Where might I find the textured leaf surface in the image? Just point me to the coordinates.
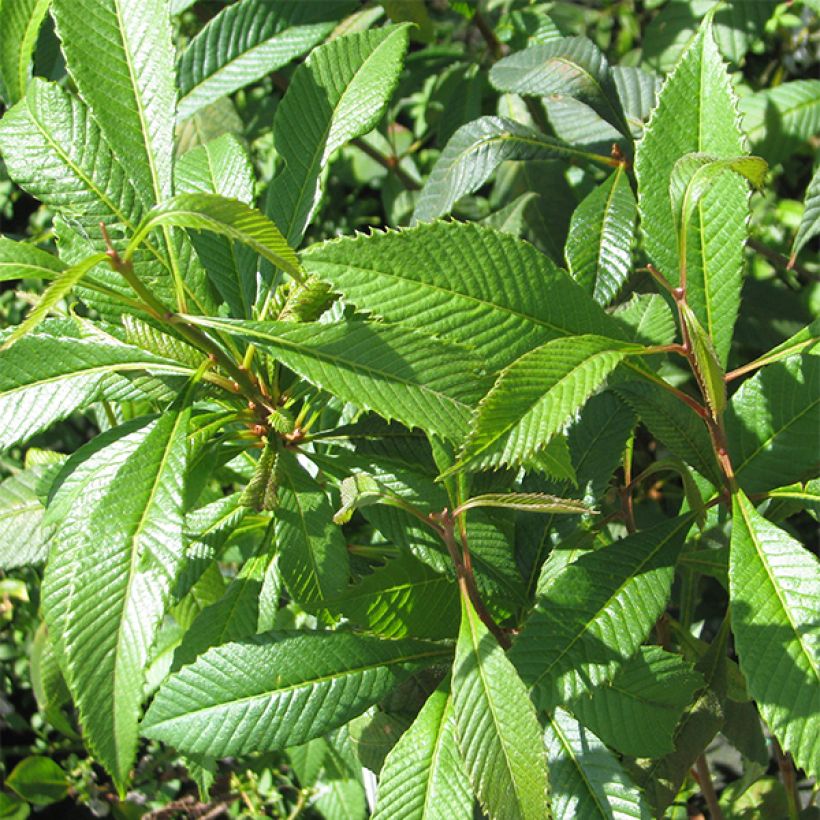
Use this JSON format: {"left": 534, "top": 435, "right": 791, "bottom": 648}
{"left": 635, "top": 23, "right": 748, "bottom": 365}
{"left": 511, "top": 515, "right": 691, "bottom": 709}
{"left": 276, "top": 451, "right": 350, "bottom": 610}
{"left": 373, "top": 683, "right": 473, "bottom": 820}
{"left": 187, "top": 316, "right": 485, "bottom": 442}
{"left": 303, "top": 220, "right": 622, "bottom": 372}
{"left": 726, "top": 354, "right": 820, "bottom": 494}
{"left": 0, "top": 333, "right": 191, "bottom": 451}
{"left": 0, "top": 237, "right": 66, "bottom": 283}
{"left": 452, "top": 594, "right": 550, "bottom": 820}
{"left": 490, "top": 37, "right": 629, "bottom": 135}
{"left": 413, "top": 116, "right": 613, "bottom": 223}
{"left": 266, "top": 25, "right": 409, "bottom": 246}
{"left": 613, "top": 293, "right": 677, "bottom": 347}
{"left": 0, "top": 0, "right": 51, "bottom": 103}
{"left": 565, "top": 165, "right": 636, "bottom": 306}
{"left": 455, "top": 336, "right": 640, "bottom": 474}
{"left": 569, "top": 647, "right": 703, "bottom": 758}
{"left": 0, "top": 467, "right": 53, "bottom": 568}
{"left": 141, "top": 632, "right": 449, "bottom": 757}
{"left": 730, "top": 490, "right": 820, "bottom": 778}
{"left": 176, "top": 0, "right": 352, "bottom": 120}
{"left": 545, "top": 708, "right": 651, "bottom": 820}
{"left": 42, "top": 406, "right": 191, "bottom": 789}
{"left": 793, "top": 164, "right": 820, "bottom": 259}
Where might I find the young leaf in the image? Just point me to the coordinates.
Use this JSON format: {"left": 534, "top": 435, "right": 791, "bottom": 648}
{"left": 141, "top": 633, "right": 450, "bottom": 757}
{"left": 511, "top": 515, "right": 692, "bottom": 710}
{"left": 568, "top": 647, "right": 704, "bottom": 758}
{"left": 0, "top": 237, "right": 66, "bottom": 283}
{"left": 176, "top": 0, "right": 354, "bottom": 120}
{"left": 545, "top": 708, "right": 651, "bottom": 820}
{"left": 490, "top": 36, "right": 630, "bottom": 136}
{"left": 565, "top": 164, "right": 637, "bottom": 306}
{"left": 0, "top": 0, "right": 51, "bottom": 103}
{"left": 413, "top": 116, "right": 614, "bottom": 224}
{"left": 726, "top": 353, "right": 820, "bottom": 494}
{"left": 451, "top": 593, "right": 550, "bottom": 820}
{"left": 677, "top": 300, "right": 726, "bottom": 417}
{"left": 453, "top": 336, "right": 641, "bottom": 474}
{"left": 266, "top": 24, "right": 410, "bottom": 246}
{"left": 42, "top": 403, "right": 193, "bottom": 791}
{"left": 635, "top": 21, "right": 749, "bottom": 365}
{"left": 454, "top": 493, "right": 592, "bottom": 516}
{"left": 730, "top": 490, "right": 820, "bottom": 778}
{"left": 126, "top": 192, "right": 302, "bottom": 282}
{"left": 792, "top": 164, "right": 820, "bottom": 261}
{"left": 185, "top": 316, "right": 485, "bottom": 443}
{"left": 303, "top": 221, "right": 624, "bottom": 372}
{"left": 373, "top": 682, "right": 473, "bottom": 820}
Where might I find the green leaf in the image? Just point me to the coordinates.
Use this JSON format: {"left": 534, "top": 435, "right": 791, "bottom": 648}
{"left": 413, "top": 116, "right": 615, "bottom": 224}
{"left": 6, "top": 757, "right": 68, "bottom": 807}
{"left": 51, "top": 0, "right": 176, "bottom": 206}
{"left": 511, "top": 515, "right": 692, "bottom": 710}
{"left": 42, "top": 402, "right": 192, "bottom": 791}
{"left": 303, "top": 221, "right": 624, "bottom": 372}
{"left": 0, "top": 467, "right": 54, "bottom": 568}
{"left": 635, "top": 21, "right": 749, "bottom": 365}
{"left": 490, "top": 36, "right": 629, "bottom": 136}
{"left": 454, "top": 336, "right": 641, "bottom": 475}
{"left": 185, "top": 316, "right": 485, "bottom": 443}
{"left": 176, "top": 0, "right": 353, "bottom": 120}
{"left": 141, "top": 632, "right": 450, "bottom": 757}
{"left": 326, "top": 551, "right": 459, "bottom": 640}
{"left": 793, "top": 163, "right": 820, "bottom": 260}
{"left": 0, "top": 0, "right": 51, "bottom": 103}
{"left": 613, "top": 293, "right": 677, "bottom": 347}
{"left": 127, "top": 192, "right": 302, "bottom": 282}
{"left": 611, "top": 66, "right": 660, "bottom": 139}
{"left": 275, "top": 450, "right": 350, "bottom": 610}
{"left": 373, "top": 682, "right": 473, "bottom": 820}
{"left": 569, "top": 647, "right": 704, "bottom": 758}
{"left": 544, "top": 708, "right": 651, "bottom": 820}
{"left": 454, "top": 493, "right": 592, "bottom": 516}
{"left": 726, "top": 354, "right": 820, "bottom": 494}
{"left": 0, "top": 332, "right": 192, "bottom": 451}
{"left": 175, "top": 135, "right": 257, "bottom": 317}
{"left": 677, "top": 300, "right": 726, "bottom": 417}
{"left": 739, "top": 79, "right": 820, "bottom": 167}
{"left": 452, "top": 593, "right": 550, "bottom": 820}
{"left": 1, "top": 254, "right": 108, "bottom": 350}
{"left": 0, "top": 237, "right": 66, "bottom": 283}
{"left": 266, "top": 24, "right": 410, "bottom": 246}
{"left": 565, "top": 164, "right": 637, "bottom": 306}
{"left": 730, "top": 490, "right": 820, "bottom": 778}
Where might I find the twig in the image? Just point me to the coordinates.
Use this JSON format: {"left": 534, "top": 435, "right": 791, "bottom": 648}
{"left": 693, "top": 754, "right": 725, "bottom": 820}
{"left": 774, "top": 738, "right": 801, "bottom": 820}
{"left": 748, "top": 236, "right": 815, "bottom": 284}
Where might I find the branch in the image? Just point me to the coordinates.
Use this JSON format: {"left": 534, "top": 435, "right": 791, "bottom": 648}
{"left": 748, "top": 236, "right": 815, "bottom": 284}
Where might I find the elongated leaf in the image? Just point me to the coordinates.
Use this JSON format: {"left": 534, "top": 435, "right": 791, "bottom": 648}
{"left": 141, "top": 632, "right": 449, "bottom": 757}
{"left": 52, "top": 0, "right": 176, "bottom": 206}
{"left": 0, "top": 467, "right": 54, "bottom": 568}
{"left": 0, "top": 333, "right": 192, "bottom": 451}
{"left": 454, "top": 336, "right": 641, "bottom": 474}
{"left": 373, "top": 683, "right": 473, "bottom": 820}
{"left": 490, "top": 36, "right": 629, "bottom": 136}
{"left": 303, "top": 220, "right": 623, "bottom": 372}
{"left": 611, "top": 66, "right": 660, "bottom": 139}
{"left": 0, "top": 0, "right": 51, "bottom": 103}
{"left": 275, "top": 450, "right": 350, "bottom": 610}
{"left": 186, "top": 316, "right": 485, "bottom": 443}
{"left": 176, "top": 0, "right": 353, "bottom": 120}
{"left": 413, "top": 116, "right": 614, "bottom": 224}
{"left": 455, "top": 493, "right": 592, "bottom": 516}
{"left": 793, "top": 164, "right": 820, "bottom": 260}
{"left": 42, "top": 402, "right": 192, "bottom": 790}
{"left": 452, "top": 594, "right": 550, "bottom": 820}
{"left": 545, "top": 708, "right": 651, "bottom": 820}
{"left": 175, "top": 135, "right": 257, "bottom": 317}
{"left": 511, "top": 515, "right": 692, "bottom": 710}
{"left": 613, "top": 293, "right": 677, "bottom": 347}
{"left": 266, "top": 24, "right": 410, "bottom": 246}
{"left": 730, "top": 490, "right": 820, "bottom": 778}
{"left": 740, "top": 79, "right": 820, "bottom": 167}
{"left": 726, "top": 354, "right": 820, "bottom": 494}
{"left": 0, "top": 237, "right": 65, "bottom": 282}
{"left": 569, "top": 647, "right": 703, "bottom": 758}
{"left": 565, "top": 165, "right": 636, "bottom": 306}
{"left": 127, "top": 192, "right": 301, "bottom": 282}
{"left": 635, "top": 22, "right": 748, "bottom": 365}
{"left": 326, "top": 551, "right": 459, "bottom": 640}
